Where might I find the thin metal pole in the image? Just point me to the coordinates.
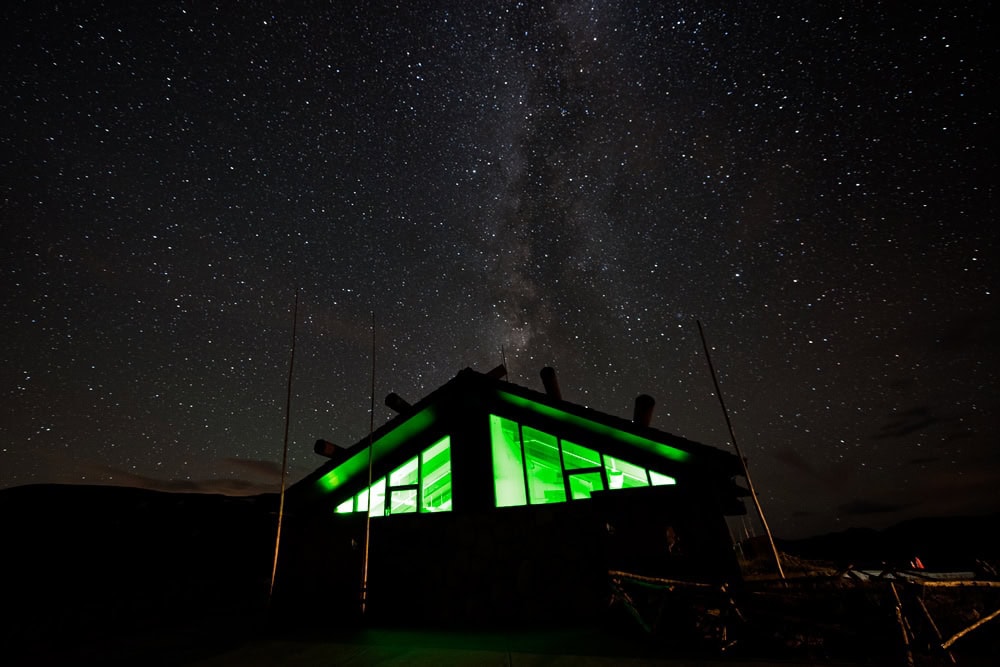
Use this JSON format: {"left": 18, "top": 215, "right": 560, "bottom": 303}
{"left": 696, "top": 320, "right": 786, "bottom": 581}
{"left": 269, "top": 287, "right": 299, "bottom": 605}
{"left": 360, "top": 308, "right": 376, "bottom": 615}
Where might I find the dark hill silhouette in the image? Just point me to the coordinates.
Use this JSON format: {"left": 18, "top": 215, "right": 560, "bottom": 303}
{"left": 3, "top": 484, "right": 999, "bottom": 665}
{"left": 0, "top": 484, "right": 278, "bottom": 664}
{"left": 777, "top": 513, "right": 1000, "bottom": 572}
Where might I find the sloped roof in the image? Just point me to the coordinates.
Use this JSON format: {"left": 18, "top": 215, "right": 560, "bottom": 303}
{"left": 291, "top": 367, "right": 743, "bottom": 506}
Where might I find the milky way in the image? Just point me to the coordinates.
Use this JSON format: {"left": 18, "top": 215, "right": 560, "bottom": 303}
{"left": 2, "top": 1, "right": 996, "bottom": 537}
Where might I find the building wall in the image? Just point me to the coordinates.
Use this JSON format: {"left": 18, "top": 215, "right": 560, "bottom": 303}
{"left": 277, "top": 484, "right": 738, "bottom": 628}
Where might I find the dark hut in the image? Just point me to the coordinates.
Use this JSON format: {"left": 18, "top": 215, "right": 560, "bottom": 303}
{"left": 278, "top": 366, "right": 747, "bottom": 627}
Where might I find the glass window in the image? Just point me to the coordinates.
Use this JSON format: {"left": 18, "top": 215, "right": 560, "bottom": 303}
{"left": 561, "top": 440, "right": 600, "bottom": 469}
{"left": 335, "top": 497, "right": 353, "bottom": 514}
{"left": 649, "top": 470, "right": 676, "bottom": 486}
{"left": 568, "top": 471, "right": 605, "bottom": 500}
{"left": 489, "top": 414, "right": 678, "bottom": 508}
{"left": 355, "top": 487, "right": 369, "bottom": 513}
{"left": 369, "top": 477, "right": 386, "bottom": 517}
{"left": 421, "top": 436, "right": 452, "bottom": 512}
{"left": 490, "top": 415, "right": 528, "bottom": 507}
{"left": 605, "top": 455, "right": 649, "bottom": 490}
{"left": 336, "top": 438, "right": 453, "bottom": 516}
{"left": 389, "top": 456, "right": 418, "bottom": 486}
{"left": 389, "top": 489, "right": 417, "bottom": 514}
{"left": 523, "top": 426, "right": 566, "bottom": 504}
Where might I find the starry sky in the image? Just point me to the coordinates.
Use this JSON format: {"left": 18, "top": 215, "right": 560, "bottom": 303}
{"left": 2, "top": 1, "right": 996, "bottom": 538}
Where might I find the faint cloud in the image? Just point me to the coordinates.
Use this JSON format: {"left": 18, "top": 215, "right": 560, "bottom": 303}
{"left": 76, "top": 463, "right": 279, "bottom": 496}
{"left": 872, "top": 406, "right": 944, "bottom": 439}
{"left": 773, "top": 448, "right": 852, "bottom": 491}
{"left": 221, "top": 457, "right": 282, "bottom": 480}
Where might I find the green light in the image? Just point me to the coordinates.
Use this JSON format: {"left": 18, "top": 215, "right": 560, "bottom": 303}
{"left": 489, "top": 414, "right": 676, "bottom": 509}
{"left": 356, "top": 487, "right": 369, "bottom": 512}
{"left": 335, "top": 498, "right": 353, "bottom": 513}
{"left": 490, "top": 415, "right": 527, "bottom": 507}
{"left": 390, "top": 456, "right": 418, "bottom": 486}
{"left": 420, "top": 436, "right": 452, "bottom": 512}
{"left": 649, "top": 470, "right": 676, "bottom": 486}
{"left": 523, "top": 426, "right": 566, "bottom": 504}
{"left": 562, "top": 440, "right": 599, "bottom": 469}
{"left": 335, "top": 436, "right": 453, "bottom": 516}
{"left": 315, "top": 406, "right": 437, "bottom": 494}
{"left": 568, "top": 471, "right": 605, "bottom": 499}
{"left": 605, "top": 455, "right": 649, "bottom": 490}
{"left": 389, "top": 489, "right": 417, "bottom": 514}
{"left": 369, "top": 477, "right": 386, "bottom": 517}
{"left": 497, "top": 391, "right": 691, "bottom": 464}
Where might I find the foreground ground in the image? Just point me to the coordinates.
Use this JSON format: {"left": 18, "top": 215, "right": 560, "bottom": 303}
{"left": 3, "top": 485, "right": 997, "bottom": 666}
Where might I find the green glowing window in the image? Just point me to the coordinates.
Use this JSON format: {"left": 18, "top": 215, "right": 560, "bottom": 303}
{"left": 356, "top": 488, "right": 369, "bottom": 512}
{"left": 490, "top": 415, "right": 527, "bottom": 507}
{"left": 489, "top": 414, "right": 675, "bottom": 508}
{"left": 389, "top": 489, "right": 417, "bottom": 514}
{"left": 523, "top": 426, "right": 566, "bottom": 504}
{"left": 335, "top": 498, "right": 353, "bottom": 514}
{"left": 390, "top": 456, "right": 418, "bottom": 486}
{"left": 421, "top": 436, "right": 452, "bottom": 512}
{"left": 336, "top": 436, "right": 452, "bottom": 517}
{"left": 605, "top": 455, "right": 649, "bottom": 490}
{"left": 567, "top": 471, "right": 605, "bottom": 500}
{"left": 649, "top": 470, "right": 677, "bottom": 486}
{"left": 369, "top": 477, "right": 386, "bottom": 516}
{"left": 562, "top": 440, "right": 600, "bottom": 469}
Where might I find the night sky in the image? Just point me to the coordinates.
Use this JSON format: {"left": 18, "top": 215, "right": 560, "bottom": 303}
{"left": 2, "top": 1, "right": 996, "bottom": 538}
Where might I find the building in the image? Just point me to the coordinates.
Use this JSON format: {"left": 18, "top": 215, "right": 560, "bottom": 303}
{"left": 279, "top": 366, "right": 747, "bottom": 627}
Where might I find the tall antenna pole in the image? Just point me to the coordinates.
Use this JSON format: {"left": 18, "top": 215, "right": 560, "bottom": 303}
{"left": 269, "top": 287, "right": 300, "bottom": 605}
{"left": 696, "top": 320, "right": 786, "bottom": 581}
{"left": 360, "top": 307, "right": 376, "bottom": 615}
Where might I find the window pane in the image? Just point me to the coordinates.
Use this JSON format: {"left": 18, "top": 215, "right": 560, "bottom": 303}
{"left": 605, "top": 455, "right": 649, "bottom": 490}
{"left": 562, "top": 440, "right": 600, "bottom": 469}
{"left": 335, "top": 497, "right": 353, "bottom": 514}
{"left": 523, "top": 426, "right": 566, "bottom": 504}
{"left": 568, "top": 471, "right": 605, "bottom": 500}
{"left": 390, "top": 456, "right": 418, "bottom": 486}
{"left": 389, "top": 489, "right": 417, "bottom": 514}
{"left": 490, "top": 415, "right": 527, "bottom": 507}
{"left": 649, "top": 470, "right": 676, "bottom": 486}
{"left": 355, "top": 487, "right": 369, "bottom": 512}
{"left": 369, "top": 477, "right": 386, "bottom": 517}
{"left": 421, "top": 436, "right": 452, "bottom": 513}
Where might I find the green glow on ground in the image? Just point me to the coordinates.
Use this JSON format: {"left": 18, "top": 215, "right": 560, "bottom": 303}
{"left": 497, "top": 391, "right": 691, "bottom": 463}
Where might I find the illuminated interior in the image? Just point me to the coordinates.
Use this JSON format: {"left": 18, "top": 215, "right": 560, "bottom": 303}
{"left": 489, "top": 414, "right": 675, "bottom": 508}
{"left": 329, "top": 406, "right": 681, "bottom": 516}
{"left": 496, "top": 390, "right": 691, "bottom": 464}
{"left": 316, "top": 406, "right": 438, "bottom": 495}
{"left": 336, "top": 436, "right": 452, "bottom": 516}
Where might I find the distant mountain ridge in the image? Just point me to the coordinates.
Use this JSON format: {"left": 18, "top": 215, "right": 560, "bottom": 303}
{"left": 777, "top": 513, "right": 1000, "bottom": 571}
